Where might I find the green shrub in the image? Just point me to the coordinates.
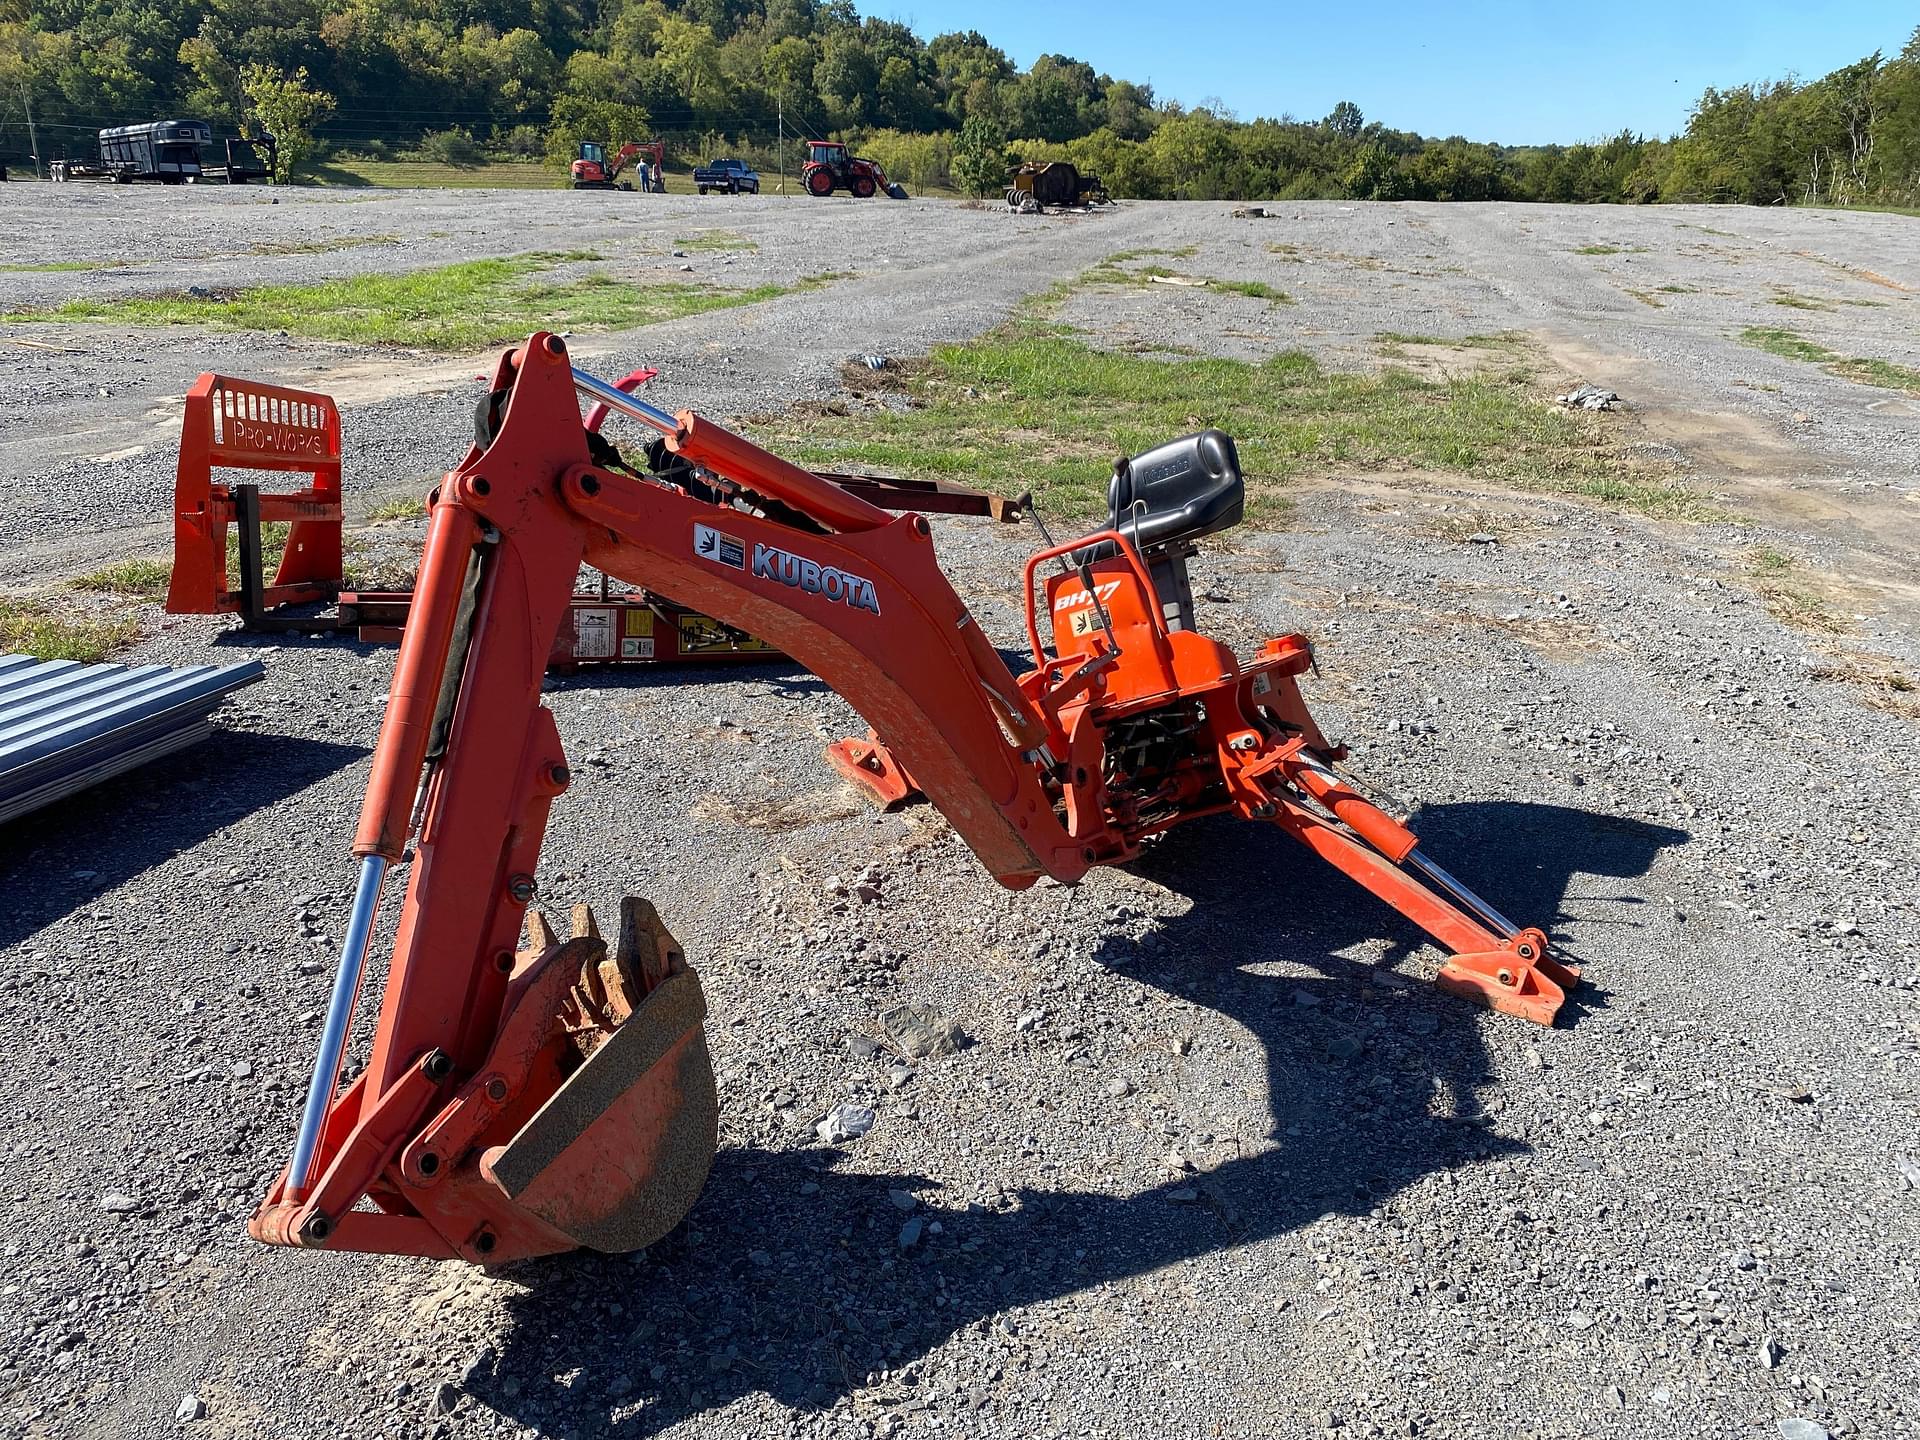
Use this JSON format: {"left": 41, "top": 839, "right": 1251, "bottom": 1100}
{"left": 418, "top": 128, "right": 484, "bottom": 168}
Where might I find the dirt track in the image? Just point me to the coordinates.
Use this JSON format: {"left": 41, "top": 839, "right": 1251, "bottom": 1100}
{"left": 0, "top": 190, "right": 1916, "bottom": 1440}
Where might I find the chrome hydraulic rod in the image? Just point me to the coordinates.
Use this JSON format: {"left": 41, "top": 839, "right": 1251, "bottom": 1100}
{"left": 1405, "top": 850, "right": 1519, "bottom": 940}
{"left": 286, "top": 854, "right": 387, "bottom": 1195}
{"left": 573, "top": 371, "right": 680, "bottom": 437}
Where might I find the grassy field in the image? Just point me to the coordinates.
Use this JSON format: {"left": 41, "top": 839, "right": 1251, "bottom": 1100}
{"left": 763, "top": 251, "right": 1687, "bottom": 520}
{"left": 305, "top": 158, "right": 558, "bottom": 190}
{"left": 773, "top": 323, "right": 1693, "bottom": 520}
{"left": 8, "top": 252, "right": 844, "bottom": 350}
{"left": 1741, "top": 325, "right": 1920, "bottom": 393}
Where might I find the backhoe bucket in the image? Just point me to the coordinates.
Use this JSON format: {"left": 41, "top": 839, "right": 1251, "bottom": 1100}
{"left": 251, "top": 895, "right": 720, "bottom": 1263}
{"left": 482, "top": 900, "right": 719, "bottom": 1253}
{"left": 483, "top": 965, "right": 717, "bottom": 1252}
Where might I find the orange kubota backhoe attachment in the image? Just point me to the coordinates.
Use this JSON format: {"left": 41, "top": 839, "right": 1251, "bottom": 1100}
{"left": 252, "top": 334, "right": 1576, "bottom": 1266}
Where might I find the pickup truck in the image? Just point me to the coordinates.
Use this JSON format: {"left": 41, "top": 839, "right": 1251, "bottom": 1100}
{"left": 693, "top": 158, "right": 760, "bottom": 194}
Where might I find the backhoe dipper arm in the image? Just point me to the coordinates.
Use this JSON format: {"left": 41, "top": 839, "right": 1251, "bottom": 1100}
{"left": 254, "top": 335, "right": 1088, "bottom": 1260}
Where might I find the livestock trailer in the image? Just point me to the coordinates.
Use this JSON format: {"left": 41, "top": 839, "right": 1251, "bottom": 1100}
{"left": 93, "top": 120, "right": 213, "bottom": 183}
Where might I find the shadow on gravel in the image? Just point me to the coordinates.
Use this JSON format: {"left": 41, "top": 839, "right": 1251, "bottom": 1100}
{"left": 464, "top": 798, "right": 1683, "bottom": 1436}
{"left": 0, "top": 731, "right": 366, "bottom": 949}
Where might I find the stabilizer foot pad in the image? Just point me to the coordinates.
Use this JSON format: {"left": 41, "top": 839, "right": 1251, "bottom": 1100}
{"left": 826, "top": 733, "right": 918, "bottom": 809}
{"left": 1434, "top": 930, "right": 1580, "bottom": 1028}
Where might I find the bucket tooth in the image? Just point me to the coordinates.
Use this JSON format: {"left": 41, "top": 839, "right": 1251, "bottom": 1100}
{"left": 572, "top": 940, "right": 616, "bottom": 1032}
{"left": 526, "top": 908, "right": 559, "bottom": 953}
{"left": 617, "top": 895, "right": 682, "bottom": 992}
{"left": 570, "top": 902, "right": 601, "bottom": 942}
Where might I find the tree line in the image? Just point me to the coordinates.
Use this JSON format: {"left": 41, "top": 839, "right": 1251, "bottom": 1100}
{"left": 2, "top": 0, "right": 1916, "bottom": 206}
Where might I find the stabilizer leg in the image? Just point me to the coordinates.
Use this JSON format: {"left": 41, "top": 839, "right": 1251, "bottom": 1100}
{"left": 1269, "top": 796, "right": 1579, "bottom": 1026}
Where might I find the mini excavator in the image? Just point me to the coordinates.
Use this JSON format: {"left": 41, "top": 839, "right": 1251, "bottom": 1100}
{"left": 242, "top": 334, "right": 1577, "bottom": 1265}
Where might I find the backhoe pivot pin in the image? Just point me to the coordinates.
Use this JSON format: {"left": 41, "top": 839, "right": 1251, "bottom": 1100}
{"left": 1405, "top": 850, "right": 1520, "bottom": 940}
{"left": 286, "top": 854, "right": 387, "bottom": 1196}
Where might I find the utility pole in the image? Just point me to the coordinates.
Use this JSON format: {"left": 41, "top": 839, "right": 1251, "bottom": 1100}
{"left": 778, "top": 94, "right": 785, "bottom": 196}
{"left": 18, "top": 80, "right": 40, "bottom": 179}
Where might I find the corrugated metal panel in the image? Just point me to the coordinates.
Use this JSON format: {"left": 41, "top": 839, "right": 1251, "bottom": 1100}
{"left": 0, "top": 653, "right": 266, "bottom": 825}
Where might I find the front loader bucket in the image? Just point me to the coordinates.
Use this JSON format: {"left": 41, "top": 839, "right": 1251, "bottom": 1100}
{"left": 482, "top": 947, "right": 718, "bottom": 1253}
{"left": 885, "top": 183, "right": 908, "bottom": 200}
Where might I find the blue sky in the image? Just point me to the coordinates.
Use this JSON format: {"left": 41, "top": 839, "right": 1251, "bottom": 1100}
{"left": 885, "top": 1, "right": 1915, "bottom": 145}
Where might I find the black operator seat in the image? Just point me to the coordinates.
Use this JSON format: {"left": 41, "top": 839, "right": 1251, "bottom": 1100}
{"left": 1108, "top": 430, "right": 1244, "bottom": 553}
{"left": 1070, "top": 430, "right": 1242, "bottom": 632}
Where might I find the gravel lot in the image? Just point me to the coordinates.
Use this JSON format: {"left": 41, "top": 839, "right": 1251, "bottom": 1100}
{"left": 0, "top": 189, "right": 1915, "bottom": 1440}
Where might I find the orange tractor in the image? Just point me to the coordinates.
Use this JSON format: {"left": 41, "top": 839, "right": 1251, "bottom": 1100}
{"left": 801, "top": 139, "right": 907, "bottom": 198}
{"left": 216, "top": 335, "right": 1576, "bottom": 1266}
{"left": 570, "top": 140, "right": 665, "bottom": 192}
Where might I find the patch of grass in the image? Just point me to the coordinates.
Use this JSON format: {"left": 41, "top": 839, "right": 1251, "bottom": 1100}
{"left": 69, "top": 557, "right": 171, "bottom": 599}
{"left": 1625, "top": 288, "right": 1666, "bottom": 308}
{"left": 1809, "top": 653, "right": 1920, "bottom": 718}
{"left": 0, "top": 598, "right": 137, "bottom": 661}
{"left": 766, "top": 328, "right": 1694, "bottom": 521}
{"left": 341, "top": 533, "right": 420, "bottom": 591}
{"left": 675, "top": 230, "right": 758, "bottom": 252}
{"left": 1107, "top": 246, "right": 1197, "bottom": 262}
{"left": 1770, "top": 290, "right": 1831, "bottom": 311}
{"left": 0, "top": 260, "right": 102, "bottom": 273}
{"left": 1080, "top": 254, "right": 1291, "bottom": 304}
{"left": 367, "top": 496, "right": 427, "bottom": 521}
{"left": 1745, "top": 548, "right": 1847, "bottom": 633}
{"left": 8, "top": 252, "right": 815, "bottom": 351}
{"left": 1806, "top": 200, "right": 1920, "bottom": 219}
{"left": 248, "top": 235, "right": 403, "bottom": 256}
{"left": 1575, "top": 244, "right": 1622, "bottom": 255}
{"left": 227, "top": 522, "right": 289, "bottom": 589}
{"left": 1655, "top": 284, "right": 1697, "bottom": 294}
{"left": 1740, "top": 326, "right": 1920, "bottom": 394}
{"left": 1375, "top": 332, "right": 1520, "bottom": 350}
{"left": 1843, "top": 356, "right": 1920, "bottom": 391}
{"left": 1740, "top": 327, "right": 1830, "bottom": 363}
{"left": 1213, "top": 279, "right": 1291, "bottom": 302}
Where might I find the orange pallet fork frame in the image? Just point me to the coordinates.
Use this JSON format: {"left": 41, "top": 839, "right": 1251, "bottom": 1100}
{"left": 166, "top": 374, "right": 344, "bottom": 626}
